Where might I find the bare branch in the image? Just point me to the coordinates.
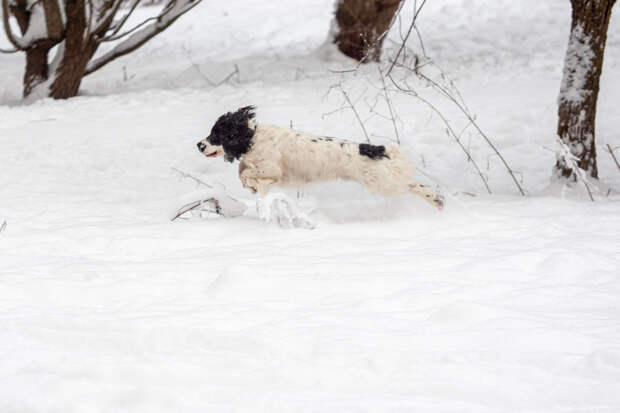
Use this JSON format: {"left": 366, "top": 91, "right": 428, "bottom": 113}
{"left": 386, "top": 0, "right": 428, "bottom": 76}
{"left": 413, "top": 24, "right": 427, "bottom": 57}
{"left": 90, "top": 0, "right": 126, "bottom": 38}
{"left": 85, "top": 0, "right": 202, "bottom": 76}
{"left": 85, "top": 0, "right": 95, "bottom": 41}
{"left": 605, "top": 144, "right": 620, "bottom": 172}
{"left": 378, "top": 67, "right": 400, "bottom": 144}
{"left": 214, "top": 64, "right": 240, "bottom": 87}
{"left": 171, "top": 199, "right": 219, "bottom": 221}
{"left": 0, "top": 46, "right": 20, "bottom": 53}
{"left": 102, "top": 11, "right": 160, "bottom": 42}
{"left": 389, "top": 73, "right": 492, "bottom": 194}
{"left": 170, "top": 168, "right": 246, "bottom": 221}
{"left": 327, "top": 83, "right": 371, "bottom": 143}
{"left": 390, "top": 60, "right": 525, "bottom": 196}
{"left": 102, "top": 0, "right": 142, "bottom": 41}
{"left": 171, "top": 166, "right": 213, "bottom": 189}
{"left": 185, "top": 48, "right": 240, "bottom": 87}
{"left": 0, "top": 220, "right": 6, "bottom": 233}
{"left": 2, "top": 0, "right": 28, "bottom": 50}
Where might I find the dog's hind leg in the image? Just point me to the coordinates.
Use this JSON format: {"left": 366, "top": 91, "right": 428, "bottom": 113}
{"left": 409, "top": 183, "right": 445, "bottom": 210}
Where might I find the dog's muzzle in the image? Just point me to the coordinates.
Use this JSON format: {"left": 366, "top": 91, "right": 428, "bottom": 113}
{"left": 197, "top": 139, "right": 222, "bottom": 157}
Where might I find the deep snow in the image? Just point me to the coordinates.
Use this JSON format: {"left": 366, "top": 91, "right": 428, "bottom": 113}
{"left": 1, "top": 0, "right": 620, "bottom": 412}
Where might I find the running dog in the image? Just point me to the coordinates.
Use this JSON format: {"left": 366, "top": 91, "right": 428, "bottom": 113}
{"left": 197, "top": 106, "right": 444, "bottom": 210}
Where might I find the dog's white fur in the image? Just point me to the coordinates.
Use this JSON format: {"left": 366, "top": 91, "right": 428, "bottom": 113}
{"left": 199, "top": 121, "right": 444, "bottom": 210}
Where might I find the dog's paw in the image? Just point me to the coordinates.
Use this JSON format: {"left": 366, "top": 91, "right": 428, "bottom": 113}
{"left": 241, "top": 176, "right": 258, "bottom": 194}
{"left": 433, "top": 194, "right": 445, "bottom": 210}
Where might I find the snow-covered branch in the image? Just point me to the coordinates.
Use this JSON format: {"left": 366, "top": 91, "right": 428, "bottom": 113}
{"left": 101, "top": 0, "right": 141, "bottom": 41}
{"left": 2, "top": 0, "right": 64, "bottom": 49}
{"left": 0, "top": 45, "right": 20, "bottom": 53}
{"left": 2, "top": 0, "right": 30, "bottom": 49}
{"left": 84, "top": 0, "right": 202, "bottom": 75}
{"left": 88, "top": 0, "right": 124, "bottom": 37}
{"left": 3, "top": 0, "right": 203, "bottom": 98}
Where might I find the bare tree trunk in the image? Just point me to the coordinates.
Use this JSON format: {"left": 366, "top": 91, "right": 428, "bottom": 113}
{"left": 8, "top": 0, "right": 54, "bottom": 97}
{"left": 4, "top": 0, "right": 200, "bottom": 100}
{"left": 334, "top": 0, "right": 401, "bottom": 63}
{"left": 48, "top": 0, "right": 97, "bottom": 99}
{"left": 555, "top": 0, "right": 616, "bottom": 180}
{"left": 23, "top": 45, "right": 51, "bottom": 97}
{"left": 49, "top": 51, "right": 94, "bottom": 99}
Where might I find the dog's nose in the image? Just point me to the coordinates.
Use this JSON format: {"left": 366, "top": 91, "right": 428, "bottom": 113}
{"left": 197, "top": 142, "right": 206, "bottom": 152}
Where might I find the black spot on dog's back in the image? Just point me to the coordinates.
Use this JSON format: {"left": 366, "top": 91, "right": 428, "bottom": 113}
{"left": 359, "top": 143, "right": 389, "bottom": 160}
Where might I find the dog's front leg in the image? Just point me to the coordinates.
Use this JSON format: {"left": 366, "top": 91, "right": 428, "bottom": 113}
{"left": 239, "top": 161, "right": 282, "bottom": 196}
{"left": 253, "top": 178, "right": 278, "bottom": 196}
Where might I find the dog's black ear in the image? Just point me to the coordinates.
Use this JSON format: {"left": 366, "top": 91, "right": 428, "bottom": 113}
{"left": 235, "top": 106, "right": 256, "bottom": 121}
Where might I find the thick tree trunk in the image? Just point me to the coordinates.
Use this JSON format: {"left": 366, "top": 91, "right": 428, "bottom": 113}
{"left": 555, "top": 0, "right": 616, "bottom": 180}
{"left": 333, "top": 0, "right": 401, "bottom": 63}
{"left": 9, "top": 0, "right": 50, "bottom": 97}
{"left": 5, "top": 0, "right": 199, "bottom": 100}
{"left": 49, "top": 51, "right": 94, "bottom": 99}
{"left": 23, "top": 45, "right": 51, "bottom": 97}
{"left": 47, "top": 0, "right": 97, "bottom": 99}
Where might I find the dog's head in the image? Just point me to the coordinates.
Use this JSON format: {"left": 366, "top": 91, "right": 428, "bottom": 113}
{"left": 197, "top": 106, "right": 256, "bottom": 162}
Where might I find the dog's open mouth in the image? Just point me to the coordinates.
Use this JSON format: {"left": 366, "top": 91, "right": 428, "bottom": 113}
{"left": 206, "top": 151, "right": 219, "bottom": 157}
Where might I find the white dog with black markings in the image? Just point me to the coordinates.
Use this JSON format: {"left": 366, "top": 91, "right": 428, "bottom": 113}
{"left": 197, "top": 106, "right": 444, "bottom": 210}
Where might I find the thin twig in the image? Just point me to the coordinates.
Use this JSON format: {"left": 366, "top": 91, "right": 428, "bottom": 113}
{"left": 171, "top": 166, "right": 244, "bottom": 202}
{"left": 185, "top": 48, "right": 239, "bottom": 87}
{"left": 171, "top": 167, "right": 212, "bottom": 188}
{"left": 378, "top": 67, "right": 400, "bottom": 144}
{"left": 101, "top": 0, "right": 142, "bottom": 41}
{"left": 0, "top": 220, "right": 6, "bottom": 232}
{"left": 392, "top": 61, "right": 525, "bottom": 196}
{"left": 386, "top": 0, "right": 428, "bottom": 76}
{"left": 170, "top": 167, "right": 246, "bottom": 221}
{"left": 389, "top": 74, "right": 491, "bottom": 194}
{"left": 216, "top": 64, "right": 240, "bottom": 86}
{"left": 171, "top": 198, "right": 224, "bottom": 221}
{"left": 413, "top": 25, "right": 427, "bottom": 58}
{"left": 329, "top": 84, "right": 371, "bottom": 143}
{"left": 101, "top": 0, "right": 178, "bottom": 42}
{"left": 606, "top": 144, "right": 620, "bottom": 172}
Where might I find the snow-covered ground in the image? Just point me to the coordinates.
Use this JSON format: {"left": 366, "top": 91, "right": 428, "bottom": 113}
{"left": 1, "top": 1, "right": 620, "bottom": 412}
